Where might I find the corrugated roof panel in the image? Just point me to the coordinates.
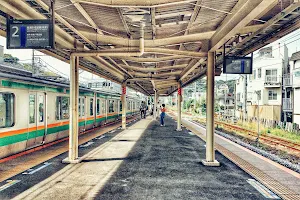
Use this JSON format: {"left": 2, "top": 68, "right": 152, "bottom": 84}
{"left": 81, "top": 4, "right": 128, "bottom": 37}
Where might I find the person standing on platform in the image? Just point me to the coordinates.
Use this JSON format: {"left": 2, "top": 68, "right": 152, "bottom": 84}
{"left": 160, "top": 104, "right": 166, "bottom": 126}
{"left": 140, "top": 101, "right": 146, "bottom": 119}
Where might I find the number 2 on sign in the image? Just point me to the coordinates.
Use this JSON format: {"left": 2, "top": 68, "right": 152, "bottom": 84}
{"left": 12, "top": 26, "right": 19, "bottom": 37}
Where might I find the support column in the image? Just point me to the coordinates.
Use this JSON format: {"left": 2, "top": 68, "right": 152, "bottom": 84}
{"left": 153, "top": 90, "right": 157, "bottom": 120}
{"left": 202, "top": 51, "right": 220, "bottom": 167}
{"left": 64, "top": 55, "right": 80, "bottom": 163}
{"left": 122, "top": 82, "right": 127, "bottom": 129}
{"left": 177, "top": 82, "right": 182, "bottom": 131}
{"left": 156, "top": 94, "right": 159, "bottom": 117}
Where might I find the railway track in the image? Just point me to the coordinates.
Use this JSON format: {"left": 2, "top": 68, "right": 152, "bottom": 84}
{"left": 201, "top": 119, "right": 300, "bottom": 155}
{"left": 169, "top": 110, "right": 300, "bottom": 155}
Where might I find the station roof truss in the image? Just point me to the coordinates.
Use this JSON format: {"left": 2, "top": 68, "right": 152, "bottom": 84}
{"left": 0, "top": 0, "right": 300, "bottom": 96}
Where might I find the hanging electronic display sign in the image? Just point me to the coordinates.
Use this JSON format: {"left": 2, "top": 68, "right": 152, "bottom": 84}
{"left": 7, "top": 19, "right": 54, "bottom": 49}
{"left": 223, "top": 56, "right": 253, "bottom": 74}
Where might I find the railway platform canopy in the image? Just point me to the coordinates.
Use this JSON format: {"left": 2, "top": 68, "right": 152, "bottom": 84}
{"left": 0, "top": 0, "right": 300, "bottom": 165}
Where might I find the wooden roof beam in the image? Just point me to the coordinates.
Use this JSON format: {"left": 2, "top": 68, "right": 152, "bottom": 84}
{"left": 210, "top": 0, "right": 278, "bottom": 52}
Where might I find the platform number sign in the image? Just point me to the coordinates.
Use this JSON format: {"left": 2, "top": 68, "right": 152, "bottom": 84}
{"left": 7, "top": 19, "right": 54, "bottom": 49}
{"left": 223, "top": 56, "right": 253, "bottom": 74}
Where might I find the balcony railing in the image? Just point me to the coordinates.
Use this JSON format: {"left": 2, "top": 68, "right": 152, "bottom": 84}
{"left": 264, "top": 75, "right": 281, "bottom": 87}
{"left": 283, "top": 74, "right": 292, "bottom": 87}
{"left": 282, "top": 98, "right": 293, "bottom": 111}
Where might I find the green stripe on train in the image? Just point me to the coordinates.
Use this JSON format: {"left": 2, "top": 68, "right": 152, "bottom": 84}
{"left": 1, "top": 80, "right": 64, "bottom": 93}
{"left": 1, "top": 80, "right": 117, "bottom": 98}
{"left": 0, "top": 113, "right": 139, "bottom": 147}
{"left": 0, "top": 124, "right": 70, "bottom": 147}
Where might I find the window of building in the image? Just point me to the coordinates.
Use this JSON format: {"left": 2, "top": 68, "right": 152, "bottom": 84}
{"left": 266, "top": 69, "right": 278, "bottom": 82}
{"left": 29, "top": 94, "right": 35, "bottom": 124}
{"left": 248, "top": 92, "right": 252, "bottom": 100}
{"left": 268, "top": 90, "right": 277, "bottom": 100}
{"left": 237, "top": 93, "right": 241, "bottom": 102}
{"left": 96, "top": 99, "right": 100, "bottom": 115}
{"left": 258, "top": 68, "right": 261, "bottom": 78}
{"left": 253, "top": 69, "right": 256, "bottom": 79}
{"left": 256, "top": 90, "right": 261, "bottom": 100}
{"left": 90, "top": 98, "right": 94, "bottom": 116}
{"left": 56, "top": 96, "right": 69, "bottom": 120}
{"left": 0, "top": 93, "right": 14, "bottom": 128}
{"left": 120, "top": 101, "right": 122, "bottom": 112}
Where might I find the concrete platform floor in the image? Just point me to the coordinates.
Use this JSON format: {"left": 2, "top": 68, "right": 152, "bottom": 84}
{"left": 6, "top": 116, "right": 269, "bottom": 200}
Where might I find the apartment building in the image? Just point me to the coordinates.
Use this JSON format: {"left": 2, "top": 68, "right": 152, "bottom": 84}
{"left": 235, "top": 75, "right": 246, "bottom": 119}
{"left": 283, "top": 51, "right": 300, "bottom": 124}
{"left": 216, "top": 84, "right": 235, "bottom": 117}
{"left": 235, "top": 46, "right": 287, "bottom": 122}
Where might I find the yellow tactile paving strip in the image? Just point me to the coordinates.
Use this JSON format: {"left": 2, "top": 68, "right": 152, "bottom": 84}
{"left": 0, "top": 118, "right": 137, "bottom": 183}
{"left": 170, "top": 113, "right": 300, "bottom": 200}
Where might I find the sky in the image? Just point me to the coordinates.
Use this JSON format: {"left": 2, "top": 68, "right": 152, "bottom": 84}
{"left": 1, "top": 28, "right": 300, "bottom": 83}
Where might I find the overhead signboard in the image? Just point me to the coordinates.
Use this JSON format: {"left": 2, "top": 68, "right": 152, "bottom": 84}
{"left": 223, "top": 56, "right": 252, "bottom": 74}
{"left": 7, "top": 19, "right": 54, "bottom": 49}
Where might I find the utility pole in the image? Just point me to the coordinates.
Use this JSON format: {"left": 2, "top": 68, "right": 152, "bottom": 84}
{"left": 194, "top": 81, "right": 197, "bottom": 100}
{"left": 32, "top": 49, "right": 35, "bottom": 74}
{"left": 255, "top": 90, "right": 260, "bottom": 145}
{"left": 224, "top": 86, "right": 227, "bottom": 121}
{"left": 234, "top": 82, "right": 236, "bottom": 121}
{"left": 243, "top": 75, "right": 247, "bottom": 122}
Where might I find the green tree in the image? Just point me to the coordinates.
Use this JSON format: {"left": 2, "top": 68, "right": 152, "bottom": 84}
{"left": 4, "top": 54, "right": 19, "bottom": 64}
{"left": 200, "top": 98, "right": 206, "bottom": 114}
{"left": 22, "top": 63, "right": 33, "bottom": 72}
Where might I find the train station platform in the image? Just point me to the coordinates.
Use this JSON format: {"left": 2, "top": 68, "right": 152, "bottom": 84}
{"left": 1, "top": 115, "right": 288, "bottom": 200}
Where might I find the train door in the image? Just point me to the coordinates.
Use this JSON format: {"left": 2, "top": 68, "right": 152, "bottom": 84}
{"left": 101, "top": 98, "right": 106, "bottom": 124}
{"left": 83, "top": 97, "right": 87, "bottom": 131}
{"left": 26, "top": 92, "right": 46, "bottom": 149}
{"left": 78, "top": 97, "right": 85, "bottom": 132}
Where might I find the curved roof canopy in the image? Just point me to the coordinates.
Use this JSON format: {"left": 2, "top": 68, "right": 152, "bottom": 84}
{"left": 0, "top": 0, "right": 299, "bottom": 95}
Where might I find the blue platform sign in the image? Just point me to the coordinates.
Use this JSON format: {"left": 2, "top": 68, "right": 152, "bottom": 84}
{"left": 223, "top": 56, "right": 252, "bottom": 74}
{"left": 7, "top": 19, "right": 54, "bottom": 49}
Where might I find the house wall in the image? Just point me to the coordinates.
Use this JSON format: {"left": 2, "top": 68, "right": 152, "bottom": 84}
{"left": 247, "top": 105, "right": 281, "bottom": 121}
{"left": 247, "top": 57, "right": 283, "bottom": 106}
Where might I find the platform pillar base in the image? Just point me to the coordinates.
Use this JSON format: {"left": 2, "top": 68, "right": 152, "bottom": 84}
{"left": 176, "top": 128, "right": 182, "bottom": 131}
{"left": 201, "top": 160, "right": 220, "bottom": 167}
{"left": 62, "top": 157, "right": 82, "bottom": 164}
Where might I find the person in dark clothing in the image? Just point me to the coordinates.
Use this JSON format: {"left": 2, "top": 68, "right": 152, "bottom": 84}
{"left": 140, "top": 101, "right": 146, "bottom": 119}
{"left": 160, "top": 104, "right": 166, "bottom": 126}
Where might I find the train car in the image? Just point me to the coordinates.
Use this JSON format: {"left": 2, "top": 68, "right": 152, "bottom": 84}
{"left": 0, "top": 66, "right": 141, "bottom": 159}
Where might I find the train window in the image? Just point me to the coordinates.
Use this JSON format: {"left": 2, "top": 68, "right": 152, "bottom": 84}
{"left": 90, "top": 98, "right": 94, "bottom": 116}
{"left": 29, "top": 94, "right": 35, "bottom": 124}
{"left": 127, "top": 101, "right": 130, "bottom": 110}
{"left": 56, "top": 96, "right": 69, "bottom": 120}
{"left": 82, "top": 98, "right": 85, "bottom": 117}
{"left": 120, "top": 101, "right": 122, "bottom": 112}
{"left": 97, "top": 99, "right": 100, "bottom": 115}
{"left": 0, "top": 93, "right": 14, "bottom": 128}
{"left": 78, "top": 98, "right": 81, "bottom": 117}
{"left": 38, "top": 95, "right": 44, "bottom": 122}
{"left": 108, "top": 100, "right": 114, "bottom": 113}
{"left": 114, "top": 100, "right": 117, "bottom": 112}
{"left": 101, "top": 99, "right": 105, "bottom": 114}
